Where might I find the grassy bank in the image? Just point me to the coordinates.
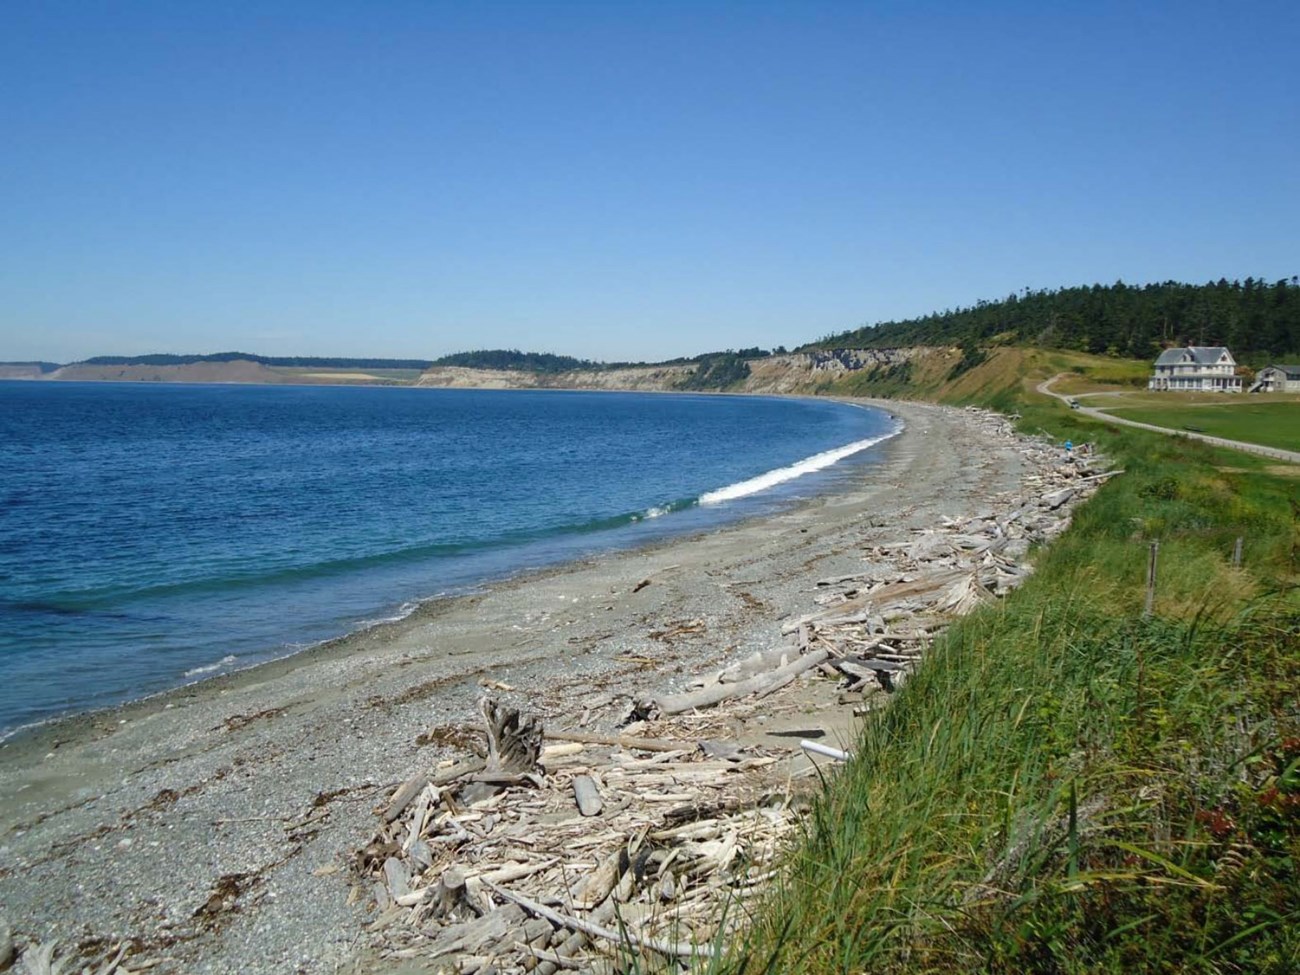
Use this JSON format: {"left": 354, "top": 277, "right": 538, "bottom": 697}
{"left": 736, "top": 402, "right": 1299, "bottom": 972}
{"left": 814, "top": 347, "right": 1153, "bottom": 408}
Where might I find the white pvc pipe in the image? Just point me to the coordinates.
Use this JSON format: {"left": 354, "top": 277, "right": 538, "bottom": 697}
{"left": 800, "top": 740, "right": 851, "bottom": 762}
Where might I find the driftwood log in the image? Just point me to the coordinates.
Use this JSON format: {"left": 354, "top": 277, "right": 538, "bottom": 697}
{"left": 572, "top": 775, "right": 603, "bottom": 816}
{"left": 545, "top": 729, "right": 686, "bottom": 753}
{"left": 458, "top": 698, "right": 543, "bottom": 805}
{"left": 650, "top": 649, "right": 831, "bottom": 716}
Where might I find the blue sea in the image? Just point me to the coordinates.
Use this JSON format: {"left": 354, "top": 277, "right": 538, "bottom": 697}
{"left": 0, "top": 382, "right": 898, "bottom": 736}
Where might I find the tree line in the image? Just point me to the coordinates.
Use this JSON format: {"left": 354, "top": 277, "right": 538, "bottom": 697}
{"left": 430, "top": 350, "right": 608, "bottom": 373}
{"left": 808, "top": 278, "right": 1300, "bottom": 362}
{"left": 434, "top": 348, "right": 782, "bottom": 376}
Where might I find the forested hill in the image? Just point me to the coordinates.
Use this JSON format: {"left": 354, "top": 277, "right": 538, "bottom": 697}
{"left": 809, "top": 278, "right": 1300, "bottom": 361}
{"left": 431, "top": 350, "right": 607, "bottom": 373}
{"left": 80, "top": 352, "right": 435, "bottom": 370}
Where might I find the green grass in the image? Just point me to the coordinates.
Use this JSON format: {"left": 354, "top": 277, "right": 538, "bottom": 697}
{"left": 1103, "top": 402, "right": 1300, "bottom": 453}
{"left": 735, "top": 401, "right": 1300, "bottom": 974}
{"left": 1068, "top": 357, "right": 1151, "bottom": 387}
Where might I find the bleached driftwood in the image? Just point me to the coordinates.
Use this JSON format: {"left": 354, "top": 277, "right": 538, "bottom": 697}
{"left": 651, "top": 649, "right": 831, "bottom": 716}
{"left": 383, "top": 774, "right": 429, "bottom": 824}
{"left": 572, "top": 775, "right": 603, "bottom": 817}
{"left": 545, "top": 729, "right": 684, "bottom": 753}
{"left": 481, "top": 698, "right": 542, "bottom": 774}
{"left": 483, "top": 879, "right": 702, "bottom": 959}
{"left": 717, "top": 646, "right": 791, "bottom": 683}
{"left": 1041, "top": 486, "right": 1076, "bottom": 509}
{"left": 459, "top": 699, "right": 543, "bottom": 805}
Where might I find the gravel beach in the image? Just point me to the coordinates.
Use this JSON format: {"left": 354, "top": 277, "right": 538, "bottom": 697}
{"left": 0, "top": 400, "right": 1042, "bottom": 974}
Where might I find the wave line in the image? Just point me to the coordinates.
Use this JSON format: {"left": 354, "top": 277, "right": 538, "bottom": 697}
{"left": 699, "top": 426, "right": 901, "bottom": 506}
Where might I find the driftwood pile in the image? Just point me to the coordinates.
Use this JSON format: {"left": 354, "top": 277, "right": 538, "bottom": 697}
{"left": 356, "top": 414, "right": 1116, "bottom": 972}
{"left": 647, "top": 421, "right": 1115, "bottom": 720}
{"left": 356, "top": 702, "right": 794, "bottom": 974}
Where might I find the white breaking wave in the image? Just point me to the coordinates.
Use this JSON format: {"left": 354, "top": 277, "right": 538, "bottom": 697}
{"left": 354, "top": 600, "right": 422, "bottom": 628}
{"left": 183, "top": 654, "right": 237, "bottom": 678}
{"left": 630, "top": 503, "right": 678, "bottom": 522}
{"left": 699, "top": 427, "right": 901, "bottom": 506}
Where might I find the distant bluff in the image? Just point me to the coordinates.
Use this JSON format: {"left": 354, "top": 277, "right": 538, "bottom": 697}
{"left": 414, "top": 348, "right": 941, "bottom": 395}
{"left": 13, "top": 348, "right": 950, "bottom": 395}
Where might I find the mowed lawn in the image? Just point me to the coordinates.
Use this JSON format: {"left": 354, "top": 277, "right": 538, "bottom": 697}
{"left": 1105, "top": 400, "right": 1300, "bottom": 452}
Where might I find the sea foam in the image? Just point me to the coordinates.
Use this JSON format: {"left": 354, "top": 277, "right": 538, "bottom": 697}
{"left": 183, "top": 654, "right": 237, "bottom": 678}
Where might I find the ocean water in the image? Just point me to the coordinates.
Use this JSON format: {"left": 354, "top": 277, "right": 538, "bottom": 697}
{"left": 0, "top": 382, "right": 898, "bottom": 736}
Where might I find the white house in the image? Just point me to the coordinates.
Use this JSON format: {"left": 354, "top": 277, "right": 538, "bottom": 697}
{"left": 1252, "top": 364, "right": 1300, "bottom": 393}
{"left": 1148, "top": 346, "right": 1242, "bottom": 392}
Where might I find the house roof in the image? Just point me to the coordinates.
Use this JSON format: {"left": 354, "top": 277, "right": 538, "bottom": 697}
{"left": 1154, "top": 346, "right": 1235, "bottom": 366}
{"left": 1262, "top": 364, "right": 1300, "bottom": 379}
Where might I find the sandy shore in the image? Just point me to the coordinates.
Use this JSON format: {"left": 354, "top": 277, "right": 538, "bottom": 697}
{"left": 0, "top": 400, "right": 1037, "bottom": 974}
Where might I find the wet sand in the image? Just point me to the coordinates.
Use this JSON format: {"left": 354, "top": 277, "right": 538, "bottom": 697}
{"left": 0, "top": 400, "right": 1034, "bottom": 974}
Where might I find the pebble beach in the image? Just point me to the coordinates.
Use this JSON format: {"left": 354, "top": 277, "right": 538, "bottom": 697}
{"left": 0, "top": 399, "right": 1086, "bottom": 974}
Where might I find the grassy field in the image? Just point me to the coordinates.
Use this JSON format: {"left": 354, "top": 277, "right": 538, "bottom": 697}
{"left": 1101, "top": 401, "right": 1300, "bottom": 453}
{"left": 1030, "top": 356, "right": 1151, "bottom": 395}
{"left": 734, "top": 392, "right": 1300, "bottom": 974}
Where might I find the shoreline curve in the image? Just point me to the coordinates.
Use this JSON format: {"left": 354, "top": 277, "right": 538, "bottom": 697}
{"left": 0, "top": 398, "right": 1035, "bottom": 975}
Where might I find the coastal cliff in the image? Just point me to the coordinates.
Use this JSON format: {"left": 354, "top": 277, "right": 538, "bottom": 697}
{"left": 414, "top": 348, "right": 951, "bottom": 395}
{"left": 36, "top": 359, "right": 418, "bottom": 385}
{"left": 0, "top": 363, "right": 47, "bottom": 380}
{"left": 15, "top": 347, "right": 958, "bottom": 394}
{"left": 413, "top": 363, "right": 696, "bottom": 391}
{"left": 47, "top": 359, "right": 287, "bottom": 384}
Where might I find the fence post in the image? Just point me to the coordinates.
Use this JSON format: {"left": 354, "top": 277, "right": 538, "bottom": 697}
{"left": 1143, "top": 541, "right": 1159, "bottom": 618}
{"left": 1232, "top": 536, "right": 1243, "bottom": 568}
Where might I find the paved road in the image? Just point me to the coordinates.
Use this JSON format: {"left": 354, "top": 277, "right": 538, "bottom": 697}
{"left": 1037, "top": 375, "right": 1300, "bottom": 465}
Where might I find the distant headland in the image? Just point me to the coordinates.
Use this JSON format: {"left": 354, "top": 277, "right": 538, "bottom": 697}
{"left": 6, "top": 276, "right": 1296, "bottom": 394}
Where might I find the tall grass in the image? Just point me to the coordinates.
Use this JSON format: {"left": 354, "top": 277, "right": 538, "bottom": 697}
{"left": 736, "top": 411, "right": 1299, "bottom": 973}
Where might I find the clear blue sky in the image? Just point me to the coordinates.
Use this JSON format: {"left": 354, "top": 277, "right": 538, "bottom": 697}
{"left": 2, "top": 1, "right": 1296, "bottom": 363}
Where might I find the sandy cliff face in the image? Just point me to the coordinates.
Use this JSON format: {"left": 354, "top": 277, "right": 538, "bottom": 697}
{"left": 416, "top": 349, "right": 945, "bottom": 394}
{"left": 415, "top": 364, "right": 694, "bottom": 391}
{"left": 0, "top": 364, "right": 46, "bottom": 380}
{"left": 552, "top": 365, "right": 696, "bottom": 390}
{"left": 413, "top": 366, "right": 547, "bottom": 388}
{"left": 743, "top": 349, "right": 937, "bottom": 393}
